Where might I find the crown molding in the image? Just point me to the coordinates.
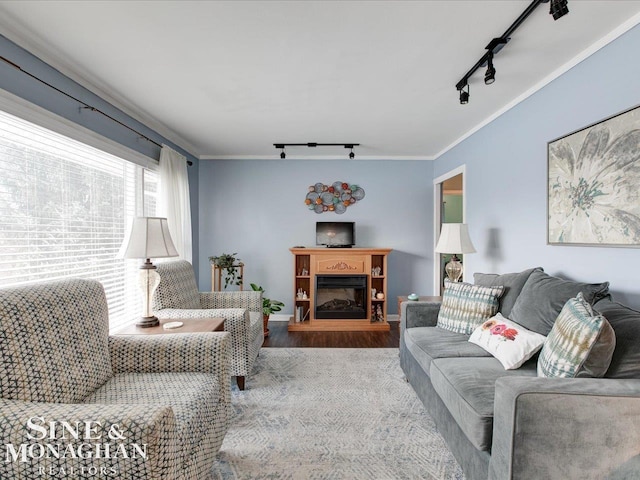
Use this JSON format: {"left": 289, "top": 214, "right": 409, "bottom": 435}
{"left": 434, "top": 11, "right": 640, "bottom": 161}
{"left": 0, "top": 21, "right": 200, "bottom": 158}
{"left": 199, "top": 154, "right": 435, "bottom": 161}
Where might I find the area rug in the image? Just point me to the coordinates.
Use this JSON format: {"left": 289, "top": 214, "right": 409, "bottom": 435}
{"left": 212, "top": 348, "right": 464, "bottom": 479}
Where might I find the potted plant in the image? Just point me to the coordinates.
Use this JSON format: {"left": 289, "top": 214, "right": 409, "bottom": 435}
{"left": 209, "top": 253, "right": 243, "bottom": 289}
{"left": 250, "top": 283, "right": 285, "bottom": 338}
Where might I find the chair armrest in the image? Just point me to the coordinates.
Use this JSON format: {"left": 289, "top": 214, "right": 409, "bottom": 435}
{"left": 401, "top": 300, "right": 441, "bottom": 329}
{"left": 109, "top": 332, "right": 231, "bottom": 407}
{"left": 489, "top": 376, "right": 640, "bottom": 480}
{"left": 0, "top": 399, "right": 178, "bottom": 479}
{"left": 200, "top": 291, "right": 262, "bottom": 313}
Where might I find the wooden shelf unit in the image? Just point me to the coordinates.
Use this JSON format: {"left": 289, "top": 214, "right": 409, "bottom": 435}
{"left": 289, "top": 247, "right": 392, "bottom": 332}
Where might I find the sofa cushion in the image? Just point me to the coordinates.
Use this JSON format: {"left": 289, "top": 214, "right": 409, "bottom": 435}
{"left": 430, "top": 357, "right": 537, "bottom": 452}
{"left": 437, "top": 282, "right": 505, "bottom": 335}
{"left": 404, "top": 326, "right": 491, "bottom": 374}
{"left": 0, "top": 279, "right": 113, "bottom": 403}
{"left": 594, "top": 297, "right": 640, "bottom": 379}
{"left": 469, "top": 313, "right": 546, "bottom": 370}
{"left": 84, "top": 372, "right": 220, "bottom": 466}
{"left": 509, "top": 270, "right": 609, "bottom": 336}
{"left": 538, "top": 293, "right": 616, "bottom": 378}
{"left": 474, "top": 267, "right": 542, "bottom": 318}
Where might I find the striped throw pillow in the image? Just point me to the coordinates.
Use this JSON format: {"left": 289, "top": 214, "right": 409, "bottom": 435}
{"left": 436, "top": 282, "right": 505, "bottom": 335}
{"left": 537, "top": 293, "right": 616, "bottom": 378}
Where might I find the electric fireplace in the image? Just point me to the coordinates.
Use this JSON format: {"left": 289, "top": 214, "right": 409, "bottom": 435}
{"left": 315, "top": 274, "right": 367, "bottom": 319}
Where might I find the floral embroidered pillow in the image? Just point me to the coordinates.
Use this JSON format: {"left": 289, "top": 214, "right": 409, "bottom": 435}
{"left": 469, "top": 313, "right": 547, "bottom": 370}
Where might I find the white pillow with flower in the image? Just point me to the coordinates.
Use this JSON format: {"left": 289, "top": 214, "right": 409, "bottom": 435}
{"left": 469, "top": 313, "right": 547, "bottom": 370}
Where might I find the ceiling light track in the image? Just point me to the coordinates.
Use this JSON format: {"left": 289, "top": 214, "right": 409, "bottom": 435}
{"left": 455, "top": 0, "right": 569, "bottom": 104}
{"left": 0, "top": 55, "right": 193, "bottom": 165}
{"left": 273, "top": 143, "right": 360, "bottom": 160}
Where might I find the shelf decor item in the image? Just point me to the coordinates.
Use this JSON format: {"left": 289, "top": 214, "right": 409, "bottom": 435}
{"left": 209, "top": 252, "right": 243, "bottom": 289}
{"left": 304, "top": 182, "right": 365, "bottom": 214}
{"left": 548, "top": 104, "right": 640, "bottom": 247}
{"left": 118, "top": 217, "right": 179, "bottom": 328}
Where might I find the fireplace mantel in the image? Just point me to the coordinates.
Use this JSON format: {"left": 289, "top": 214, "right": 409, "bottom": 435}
{"left": 289, "top": 247, "right": 392, "bottom": 331}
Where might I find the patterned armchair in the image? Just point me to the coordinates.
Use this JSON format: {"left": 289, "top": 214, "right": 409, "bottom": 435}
{"left": 153, "top": 260, "right": 263, "bottom": 390}
{"left": 0, "top": 279, "right": 231, "bottom": 480}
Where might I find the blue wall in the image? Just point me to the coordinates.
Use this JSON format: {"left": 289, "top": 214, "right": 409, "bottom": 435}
{"left": 435, "top": 24, "right": 640, "bottom": 308}
{"left": 0, "top": 35, "right": 201, "bottom": 277}
{"left": 198, "top": 160, "right": 434, "bottom": 315}
{"left": 4, "top": 21, "right": 640, "bottom": 310}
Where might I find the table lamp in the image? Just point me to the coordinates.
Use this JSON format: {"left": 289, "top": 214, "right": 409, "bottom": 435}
{"left": 118, "top": 217, "right": 178, "bottom": 327}
{"left": 434, "top": 223, "right": 476, "bottom": 283}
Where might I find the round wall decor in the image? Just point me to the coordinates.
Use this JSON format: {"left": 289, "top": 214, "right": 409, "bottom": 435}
{"left": 304, "top": 182, "right": 365, "bottom": 214}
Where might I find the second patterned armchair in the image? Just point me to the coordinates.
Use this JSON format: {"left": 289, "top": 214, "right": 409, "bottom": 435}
{"left": 153, "top": 260, "right": 263, "bottom": 390}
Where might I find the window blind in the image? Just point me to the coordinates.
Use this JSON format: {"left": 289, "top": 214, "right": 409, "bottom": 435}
{"left": 0, "top": 108, "right": 157, "bottom": 331}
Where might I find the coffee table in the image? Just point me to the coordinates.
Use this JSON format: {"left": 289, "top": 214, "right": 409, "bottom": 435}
{"left": 115, "top": 317, "right": 225, "bottom": 335}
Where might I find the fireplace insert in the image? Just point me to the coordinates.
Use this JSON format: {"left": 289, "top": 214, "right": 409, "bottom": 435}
{"left": 315, "top": 274, "right": 367, "bottom": 319}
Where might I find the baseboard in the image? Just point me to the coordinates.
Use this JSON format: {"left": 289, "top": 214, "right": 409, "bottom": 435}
{"left": 270, "top": 314, "right": 400, "bottom": 323}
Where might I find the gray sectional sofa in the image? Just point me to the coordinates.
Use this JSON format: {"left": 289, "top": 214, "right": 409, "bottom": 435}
{"left": 400, "top": 268, "right": 640, "bottom": 480}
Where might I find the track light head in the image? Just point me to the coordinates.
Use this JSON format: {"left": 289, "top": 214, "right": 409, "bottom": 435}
{"left": 484, "top": 53, "right": 496, "bottom": 85}
{"left": 459, "top": 85, "right": 469, "bottom": 105}
{"left": 280, "top": 148, "right": 286, "bottom": 159}
{"left": 349, "top": 148, "right": 355, "bottom": 160}
{"left": 549, "top": 0, "right": 569, "bottom": 20}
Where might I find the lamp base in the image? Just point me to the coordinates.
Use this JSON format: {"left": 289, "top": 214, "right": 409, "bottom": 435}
{"left": 445, "top": 255, "right": 463, "bottom": 283}
{"left": 136, "top": 316, "right": 160, "bottom": 328}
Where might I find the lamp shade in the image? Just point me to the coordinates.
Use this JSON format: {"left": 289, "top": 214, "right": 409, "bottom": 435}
{"left": 118, "top": 217, "right": 179, "bottom": 259}
{"left": 435, "top": 223, "right": 476, "bottom": 255}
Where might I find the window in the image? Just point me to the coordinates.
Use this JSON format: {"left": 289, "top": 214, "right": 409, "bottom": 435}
{"left": 0, "top": 108, "right": 157, "bottom": 331}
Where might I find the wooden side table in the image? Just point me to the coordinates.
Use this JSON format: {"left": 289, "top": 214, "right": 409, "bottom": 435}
{"left": 114, "top": 317, "right": 225, "bottom": 335}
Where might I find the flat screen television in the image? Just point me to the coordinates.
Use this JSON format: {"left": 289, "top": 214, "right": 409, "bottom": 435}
{"left": 316, "top": 222, "right": 355, "bottom": 248}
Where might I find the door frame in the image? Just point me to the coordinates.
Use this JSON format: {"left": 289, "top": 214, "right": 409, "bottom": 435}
{"left": 433, "top": 165, "right": 467, "bottom": 295}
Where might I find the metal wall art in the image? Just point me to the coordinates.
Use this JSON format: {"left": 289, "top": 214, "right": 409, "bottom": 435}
{"left": 305, "top": 182, "right": 365, "bottom": 214}
{"left": 548, "top": 104, "right": 640, "bottom": 247}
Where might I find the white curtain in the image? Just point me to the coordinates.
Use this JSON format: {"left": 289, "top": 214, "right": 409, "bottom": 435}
{"left": 158, "top": 145, "right": 192, "bottom": 262}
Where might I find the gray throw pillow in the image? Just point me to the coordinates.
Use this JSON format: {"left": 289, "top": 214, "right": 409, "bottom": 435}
{"left": 474, "top": 267, "right": 543, "bottom": 317}
{"left": 509, "top": 270, "right": 609, "bottom": 336}
{"left": 594, "top": 296, "right": 640, "bottom": 379}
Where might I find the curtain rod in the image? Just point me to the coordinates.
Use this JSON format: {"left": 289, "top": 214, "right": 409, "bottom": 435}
{"left": 0, "top": 55, "right": 192, "bottom": 166}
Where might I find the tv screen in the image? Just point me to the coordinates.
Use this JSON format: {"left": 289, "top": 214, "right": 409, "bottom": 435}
{"left": 316, "top": 222, "right": 355, "bottom": 248}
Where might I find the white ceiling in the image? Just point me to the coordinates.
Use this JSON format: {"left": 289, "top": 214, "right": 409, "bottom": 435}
{"left": 1, "top": 1, "right": 640, "bottom": 160}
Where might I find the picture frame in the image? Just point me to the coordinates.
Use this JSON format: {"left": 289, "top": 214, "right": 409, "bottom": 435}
{"left": 547, "top": 104, "right": 640, "bottom": 247}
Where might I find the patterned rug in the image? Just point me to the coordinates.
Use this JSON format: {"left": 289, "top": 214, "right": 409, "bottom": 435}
{"left": 212, "top": 348, "right": 464, "bottom": 479}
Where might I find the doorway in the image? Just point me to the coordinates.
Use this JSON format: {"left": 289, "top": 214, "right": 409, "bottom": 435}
{"left": 433, "top": 166, "right": 466, "bottom": 295}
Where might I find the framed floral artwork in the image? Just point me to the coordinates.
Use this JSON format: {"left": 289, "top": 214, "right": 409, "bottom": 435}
{"left": 548, "top": 104, "right": 640, "bottom": 247}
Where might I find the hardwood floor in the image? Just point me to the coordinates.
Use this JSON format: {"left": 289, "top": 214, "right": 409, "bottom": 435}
{"left": 262, "top": 321, "right": 400, "bottom": 348}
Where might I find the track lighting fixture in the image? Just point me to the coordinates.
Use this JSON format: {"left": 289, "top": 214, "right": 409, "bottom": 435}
{"left": 484, "top": 53, "right": 496, "bottom": 85}
{"left": 454, "top": 0, "right": 569, "bottom": 104}
{"left": 549, "top": 0, "right": 569, "bottom": 20}
{"left": 459, "top": 84, "right": 469, "bottom": 105}
{"left": 273, "top": 143, "right": 360, "bottom": 159}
